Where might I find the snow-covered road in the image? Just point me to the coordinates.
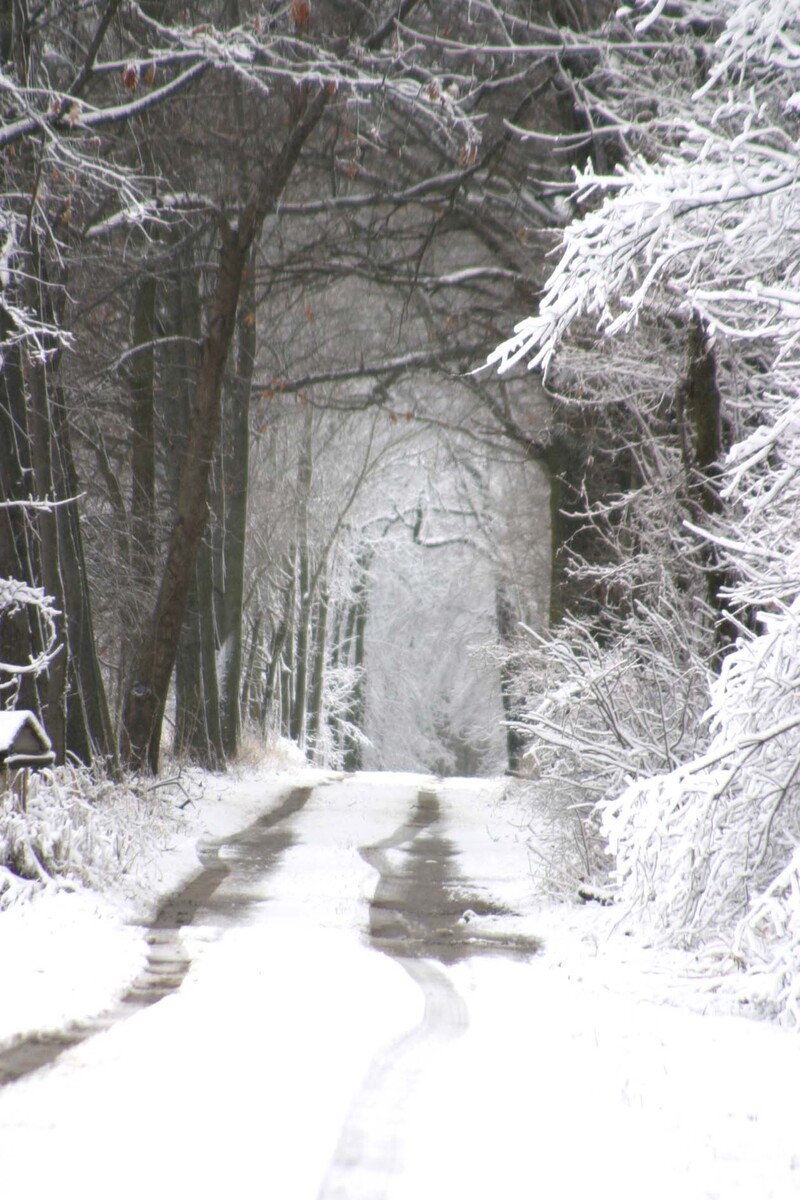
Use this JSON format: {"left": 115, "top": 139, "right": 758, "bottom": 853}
{"left": 1, "top": 772, "right": 799, "bottom": 1199}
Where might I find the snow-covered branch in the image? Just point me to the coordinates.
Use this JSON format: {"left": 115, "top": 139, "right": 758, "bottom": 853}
{"left": 0, "top": 579, "right": 60, "bottom": 681}
{"left": 488, "top": 120, "right": 800, "bottom": 376}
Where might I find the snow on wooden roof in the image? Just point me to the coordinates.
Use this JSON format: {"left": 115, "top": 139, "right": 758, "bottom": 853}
{"left": 0, "top": 710, "right": 53, "bottom": 759}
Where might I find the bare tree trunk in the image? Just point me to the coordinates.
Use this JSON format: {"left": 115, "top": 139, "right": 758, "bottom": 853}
{"left": 52, "top": 388, "right": 116, "bottom": 764}
{"left": 342, "top": 552, "right": 370, "bottom": 772}
{"left": 0, "top": 324, "right": 42, "bottom": 714}
{"left": 218, "top": 249, "right": 256, "bottom": 758}
{"left": 677, "top": 311, "right": 738, "bottom": 654}
{"left": 261, "top": 564, "right": 295, "bottom": 735}
{"left": 174, "top": 533, "right": 224, "bottom": 767}
{"left": 281, "top": 593, "right": 296, "bottom": 741}
{"left": 495, "top": 582, "right": 527, "bottom": 773}
{"left": 290, "top": 543, "right": 312, "bottom": 748}
{"left": 26, "top": 348, "right": 68, "bottom": 758}
{"left": 130, "top": 273, "right": 157, "bottom": 582}
{"left": 240, "top": 609, "right": 262, "bottom": 726}
{"left": 307, "top": 584, "right": 329, "bottom": 760}
{"left": 289, "top": 411, "right": 314, "bottom": 748}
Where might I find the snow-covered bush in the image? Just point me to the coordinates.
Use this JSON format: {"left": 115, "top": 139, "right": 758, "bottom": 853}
{"left": 733, "top": 848, "right": 800, "bottom": 1029}
{"left": 601, "top": 601, "right": 800, "bottom": 1007}
{"left": 516, "top": 605, "right": 710, "bottom": 803}
{"left": 506, "top": 593, "right": 710, "bottom": 894}
{"left": 0, "top": 765, "right": 187, "bottom": 909}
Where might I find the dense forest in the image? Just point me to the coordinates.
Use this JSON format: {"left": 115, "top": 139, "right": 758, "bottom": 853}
{"left": 2, "top": 0, "right": 799, "bottom": 1025}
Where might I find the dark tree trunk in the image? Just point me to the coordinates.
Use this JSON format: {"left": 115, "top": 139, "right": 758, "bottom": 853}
{"left": 288, "top": 410, "right": 314, "bottom": 747}
{"left": 541, "top": 437, "right": 571, "bottom": 629}
{"left": 290, "top": 544, "right": 312, "bottom": 747}
{"left": 262, "top": 565, "right": 295, "bottom": 735}
{"left": 280, "top": 600, "right": 295, "bottom": 741}
{"left": 240, "top": 609, "right": 262, "bottom": 726}
{"left": 26, "top": 328, "right": 68, "bottom": 759}
{"left": 307, "top": 585, "right": 329, "bottom": 759}
{"left": 0, "top": 328, "right": 42, "bottom": 714}
{"left": 218, "top": 250, "right": 256, "bottom": 758}
{"left": 2, "top": 231, "right": 113, "bottom": 760}
{"left": 342, "top": 553, "right": 371, "bottom": 772}
{"left": 677, "top": 312, "right": 738, "bottom": 653}
{"left": 495, "top": 582, "right": 527, "bottom": 773}
{"left": 174, "top": 532, "right": 224, "bottom": 767}
{"left": 52, "top": 390, "right": 116, "bottom": 764}
{"left": 130, "top": 273, "right": 157, "bottom": 582}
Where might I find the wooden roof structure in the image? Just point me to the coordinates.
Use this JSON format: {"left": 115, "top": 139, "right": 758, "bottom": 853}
{"left": 0, "top": 710, "right": 55, "bottom": 770}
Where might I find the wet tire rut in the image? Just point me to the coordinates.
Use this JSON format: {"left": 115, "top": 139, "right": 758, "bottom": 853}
{"left": 318, "top": 786, "right": 541, "bottom": 1200}
{"left": 0, "top": 785, "right": 312, "bottom": 1087}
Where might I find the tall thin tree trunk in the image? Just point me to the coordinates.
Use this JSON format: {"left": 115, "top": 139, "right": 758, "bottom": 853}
{"left": 0, "top": 325, "right": 41, "bottom": 714}
{"left": 261, "top": 566, "right": 295, "bottom": 736}
{"left": 26, "top": 348, "right": 68, "bottom": 758}
{"left": 289, "top": 411, "right": 313, "bottom": 747}
{"left": 678, "top": 311, "right": 738, "bottom": 654}
{"left": 290, "top": 544, "right": 312, "bottom": 748}
{"left": 130, "top": 273, "right": 157, "bottom": 581}
{"left": 342, "top": 552, "right": 370, "bottom": 772}
{"left": 495, "top": 581, "right": 527, "bottom": 774}
{"left": 174, "top": 533, "right": 224, "bottom": 767}
{"left": 307, "top": 585, "right": 329, "bottom": 759}
{"left": 218, "top": 248, "right": 256, "bottom": 758}
{"left": 240, "top": 609, "right": 262, "bottom": 726}
{"left": 52, "top": 389, "right": 116, "bottom": 764}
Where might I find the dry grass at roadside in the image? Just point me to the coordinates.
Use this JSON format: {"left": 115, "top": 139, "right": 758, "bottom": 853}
{"left": 0, "top": 764, "right": 196, "bottom": 909}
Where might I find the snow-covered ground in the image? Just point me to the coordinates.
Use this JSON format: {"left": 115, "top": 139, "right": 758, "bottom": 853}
{"left": 1, "top": 767, "right": 799, "bottom": 1198}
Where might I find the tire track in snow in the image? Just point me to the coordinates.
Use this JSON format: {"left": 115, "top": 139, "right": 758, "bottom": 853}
{"left": 319, "top": 786, "right": 538, "bottom": 1200}
{"left": 0, "top": 786, "right": 313, "bottom": 1087}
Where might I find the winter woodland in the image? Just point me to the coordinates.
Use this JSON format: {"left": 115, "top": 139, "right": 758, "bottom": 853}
{"left": 1, "top": 0, "right": 800, "bottom": 1025}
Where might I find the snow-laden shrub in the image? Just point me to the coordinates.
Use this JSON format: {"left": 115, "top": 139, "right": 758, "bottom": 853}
{"left": 509, "top": 775, "right": 607, "bottom": 900}
{"left": 312, "top": 661, "right": 371, "bottom": 769}
{"left": 600, "top": 601, "right": 800, "bottom": 1019}
{"left": 0, "top": 764, "right": 187, "bottom": 909}
{"left": 235, "top": 729, "right": 308, "bottom": 770}
{"left": 604, "top": 603, "right": 800, "bottom": 919}
{"left": 733, "top": 848, "right": 800, "bottom": 1029}
{"left": 506, "top": 583, "right": 711, "bottom": 892}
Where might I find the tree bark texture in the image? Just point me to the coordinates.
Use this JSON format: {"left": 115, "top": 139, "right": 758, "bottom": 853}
{"left": 130, "top": 273, "right": 157, "bottom": 583}
{"left": 174, "top": 532, "right": 224, "bottom": 767}
{"left": 307, "top": 585, "right": 329, "bottom": 759}
{"left": 52, "top": 391, "right": 116, "bottom": 765}
{"left": 341, "top": 552, "right": 371, "bottom": 772}
{"left": 0, "top": 327, "right": 42, "bottom": 714}
{"left": 678, "top": 312, "right": 738, "bottom": 653}
{"left": 261, "top": 564, "right": 295, "bottom": 736}
{"left": 495, "top": 581, "right": 528, "bottom": 774}
{"left": 218, "top": 250, "right": 256, "bottom": 758}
